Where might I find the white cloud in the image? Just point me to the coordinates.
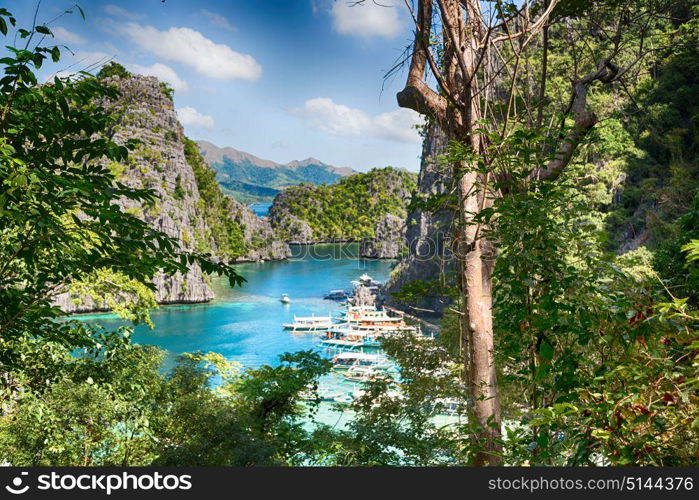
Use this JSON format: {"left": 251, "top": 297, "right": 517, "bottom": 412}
{"left": 330, "top": 1, "right": 402, "bottom": 38}
{"left": 177, "top": 107, "right": 215, "bottom": 128}
{"left": 103, "top": 4, "right": 145, "bottom": 21}
{"left": 373, "top": 108, "right": 424, "bottom": 143}
{"left": 293, "top": 97, "right": 421, "bottom": 143}
{"left": 118, "top": 23, "right": 261, "bottom": 81}
{"left": 128, "top": 63, "right": 189, "bottom": 92}
{"left": 200, "top": 9, "right": 235, "bottom": 32}
{"left": 51, "top": 26, "right": 85, "bottom": 44}
{"left": 295, "top": 97, "right": 370, "bottom": 136}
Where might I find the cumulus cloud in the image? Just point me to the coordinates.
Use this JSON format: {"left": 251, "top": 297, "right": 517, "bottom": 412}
{"left": 127, "top": 62, "right": 189, "bottom": 92}
{"left": 293, "top": 97, "right": 421, "bottom": 143}
{"left": 103, "top": 4, "right": 145, "bottom": 20}
{"left": 51, "top": 26, "right": 85, "bottom": 44}
{"left": 372, "top": 108, "right": 424, "bottom": 143}
{"left": 201, "top": 9, "right": 236, "bottom": 31}
{"left": 177, "top": 107, "right": 215, "bottom": 128}
{"left": 330, "top": 1, "right": 402, "bottom": 38}
{"left": 118, "top": 23, "right": 261, "bottom": 81}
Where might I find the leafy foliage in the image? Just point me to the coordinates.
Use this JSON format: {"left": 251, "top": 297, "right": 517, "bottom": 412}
{"left": 96, "top": 61, "right": 131, "bottom": 80}
{"left": 183, "top": 138, "right": 248, "bottom": 260}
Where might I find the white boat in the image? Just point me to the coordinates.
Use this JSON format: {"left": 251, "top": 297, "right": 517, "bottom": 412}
{"left": 333, "top": 393, "right": 354, "bottom": 404}
{"left": 323, "top": 323, "right": 418, "bottom": 347}
{"left": 320, "top": 337, "right": 364, "bottom": 348}
{"left": 282, "top": 314, "right": 333, "bottom": 332}
{"left": 299, "top": 386, "right": 344, "bottom": 402}
{"left": 350, "top": 273, "right": 383, "bottom": 287}
{"left": 332, "top": 352, "right": 390, "bottom": 371}
{"left": 338, "top": 305, "right": 376, "bottom": 319}
{"left": 344, "top": 365, "right": 393, "bottom": 383}
{"left": 342, "top": 308, "right": 414, "bottom": 332}
{"left": 280, "top": 293, "right": 291, "bottom": 303}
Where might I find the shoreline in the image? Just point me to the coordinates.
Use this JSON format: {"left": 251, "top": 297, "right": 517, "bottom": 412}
{"left": 383, "top": 305, "right": 441, "bottom": 333}
{"left": 61, "top": 243, "right": 399, "bottom": 316}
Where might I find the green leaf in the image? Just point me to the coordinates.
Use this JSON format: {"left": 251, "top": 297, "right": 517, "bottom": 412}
{"left": 539, "top": 340, "right": 554, "bottom": 361}
{"left": 591, "top": 429, "right": 611, "bottom": 440}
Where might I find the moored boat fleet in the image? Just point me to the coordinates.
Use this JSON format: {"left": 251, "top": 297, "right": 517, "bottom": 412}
{"left": 280, "top": 273, "right": 434, "bottom": 399}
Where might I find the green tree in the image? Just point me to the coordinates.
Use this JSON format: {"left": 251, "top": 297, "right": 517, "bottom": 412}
{"left": 0, "top": 7, "right": 241, "bottom": 413}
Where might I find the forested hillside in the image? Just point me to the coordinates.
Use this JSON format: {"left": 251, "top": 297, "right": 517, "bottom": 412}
{"left": 268, "top": 167, "right": 416, "bottom": 249}
{"left": 49, "top": 64, "right": 289, "bottom": 313}
{"left": 0, "top": 1, "right": 697, "bottom": 468}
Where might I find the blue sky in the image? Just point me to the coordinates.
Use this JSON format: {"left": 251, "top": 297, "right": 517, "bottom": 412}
{"left": 11, "top": 0, "right": 424, "bottom": 171}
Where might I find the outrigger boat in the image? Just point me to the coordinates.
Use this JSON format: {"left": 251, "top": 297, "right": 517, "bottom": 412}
{"left": 321, "top": 337, "right": 365, "bottom": 348}
{"left": 299, "top": 386, "right": 345, "bottom": 403}
{"left": 332, "top": 352, "right": 390, "bottom": 371}
{"left": 340, "top": 305, "right": 377, "bottom": 321}
{"left": 343, "top": 365, "right": 393, "bottom": 383}
{"left": 353, "top": 309, "right": 406, "bottom": 327}
{"left": 282, "top": 314, "right": 333, "bottom": 332}
{"left": 321, "top": 328, "right": 373, "bottom": 348}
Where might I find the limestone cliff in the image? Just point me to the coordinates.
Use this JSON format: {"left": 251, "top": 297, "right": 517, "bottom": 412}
{"left": 53, "top": 74, "right": 288, "bottom": 313}
{"left": 359, "top": 213, "right": 406, "bottom": 259}
{"left": 384, "top": 124, "right": 456, "bottom": 315}
{"left": 228, "top": 197, "right": 291, "bottom": 261}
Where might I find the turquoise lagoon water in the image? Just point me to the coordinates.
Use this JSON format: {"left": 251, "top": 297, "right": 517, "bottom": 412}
{"left": 79, "top": 244, "right": 396, "bottom": 426}
{"left": 249, "top": 202, "right": 272, "bottom": 218}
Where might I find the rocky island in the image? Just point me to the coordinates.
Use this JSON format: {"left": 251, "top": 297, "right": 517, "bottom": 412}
{"left": 53, "top": 72, "right": 290, "bottom": 313}
{"left": 267, "top": 167, "right": 416, "bottom": 258}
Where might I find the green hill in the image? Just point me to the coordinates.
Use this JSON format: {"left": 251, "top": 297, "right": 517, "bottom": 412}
{"left": 268, "top": 167, "right": 417, "bottom": 243}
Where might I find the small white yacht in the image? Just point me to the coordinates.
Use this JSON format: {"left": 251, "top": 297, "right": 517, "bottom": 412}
{"left": 280, "top": 293, "right": 291, "bottom": 304}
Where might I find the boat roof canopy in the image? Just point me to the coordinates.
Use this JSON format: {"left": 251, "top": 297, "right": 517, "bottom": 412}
{"left": 335, "top": 352, "right": 383, "bottom": 361}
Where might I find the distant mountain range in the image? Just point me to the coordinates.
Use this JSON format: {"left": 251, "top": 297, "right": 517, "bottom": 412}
{"left": 196, "top": 140, "right": 356, "bottom": 204}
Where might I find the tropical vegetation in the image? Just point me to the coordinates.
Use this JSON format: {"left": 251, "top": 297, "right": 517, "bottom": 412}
{"left": 0, "top": 0, "right": 697, "bottom": 468}
{"left": 269, "top": 167, "right": 416, "bottom": 241}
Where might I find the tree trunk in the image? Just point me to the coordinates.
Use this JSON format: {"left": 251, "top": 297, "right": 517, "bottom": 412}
{"left": 459, "top": 168, "right": 502, "bottom": 466}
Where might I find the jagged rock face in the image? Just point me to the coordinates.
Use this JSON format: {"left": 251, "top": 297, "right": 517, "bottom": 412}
{"left": 227, "top": 197, "right": 291, "bottom": 261}
{"left": 53, "top": 75, "right": 214, "bottom": 313}
{"left": 53, "top": 75, "right": 287, "bottom": 313}
{"left": 360, "top": 213, "right": 405, "bottom": 259}
{"left": 384, "top": 124, "right": 456, "bottom": 316}
{"left": 267, "top": 186, "right": 318, "bottom": 244}
{"left": 109, "top": 76, "right": 215, "bottom": 306}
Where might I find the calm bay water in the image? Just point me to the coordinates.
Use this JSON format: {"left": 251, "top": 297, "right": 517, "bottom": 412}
{"left": 249, "top": 202, "right": 272, "bottom": 217}
{"left": 77, "top": 245, "right": 452, "bottom": 428}
{"left": 82, "top": 244, "right": 395, "bottom": 370}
